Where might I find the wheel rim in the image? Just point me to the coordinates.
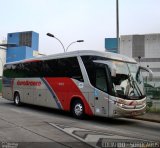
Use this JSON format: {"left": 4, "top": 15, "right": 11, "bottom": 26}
{"left": 74, "top": 103, "right": 83, "bottom": 116}
{"left": 15, "top": 96, "right": 20, "bottom": 104}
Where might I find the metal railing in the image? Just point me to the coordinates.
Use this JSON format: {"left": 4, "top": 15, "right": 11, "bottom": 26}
{"left": 144, "top": 77, "right": 160, "bottom": 112}
{"left": 144, "top": 77, "right": 160, "bottom": 100}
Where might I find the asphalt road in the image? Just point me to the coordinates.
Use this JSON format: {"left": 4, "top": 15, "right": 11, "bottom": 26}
{"left": 0, "top": 97, "right": 159, "bottom": 148}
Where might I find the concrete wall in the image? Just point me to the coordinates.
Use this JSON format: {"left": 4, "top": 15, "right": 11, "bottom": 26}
{"left": 145, "top": 34, "right": 160, "bottom": 58}
{"left": 120, "top": 34, "right": 160, "bottom": 77}
{"left": 120, "top": 35, "right": 133, "bottom": 57}
{"left": 0, "top": 49, "right": 6, "bottom": 76}
{"left": 132, "top": 35, "right": 145, "bottom": 58}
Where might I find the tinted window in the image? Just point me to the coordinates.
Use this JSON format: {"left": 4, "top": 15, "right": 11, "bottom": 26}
{"left": 44, "top": 57, "right": 84, "bottom": 81}
{"left": 81, "top": 56, "right": 109, "bottom": 92}
{"left": 81, "top": 56, "right": 107, "bottom": 86}
{"left": 3, "top": 62, "right": 44, "bottom": 78}
{"left": 3, "top": 57, "right": 84, "bottom": 82}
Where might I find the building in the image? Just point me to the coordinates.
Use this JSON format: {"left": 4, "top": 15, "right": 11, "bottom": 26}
{"left": 120, "top": 35, "right": 145, "bottom": 60}
{"left": 0, "top": 39, "right": 7, "bottom": 77}
{"left": 120, "top": 34, "right": 160, "bottom": 78}
{"left": 7, "top": 31, "right": 39, "bottom": 63}
{"left": 105, "top": 34, "right": 160, "bottom": 84}
{"left": 105, "top": 38, "right": 118, "bottom": 53}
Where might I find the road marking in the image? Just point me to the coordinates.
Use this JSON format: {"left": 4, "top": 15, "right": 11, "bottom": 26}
{"left": 49, "top": 123, "right": 154, "bottom": 148}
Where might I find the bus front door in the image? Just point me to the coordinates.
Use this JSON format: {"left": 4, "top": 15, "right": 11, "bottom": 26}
{"left": 94, "top": 64, "right": 109, "bottom": 117}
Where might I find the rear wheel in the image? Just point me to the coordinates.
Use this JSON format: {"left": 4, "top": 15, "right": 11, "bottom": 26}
{"left": 71, "top": 100, "right": 85, "bottom": 119}
{"left": 14, "top": 93, "right": 21, "bottom": 106}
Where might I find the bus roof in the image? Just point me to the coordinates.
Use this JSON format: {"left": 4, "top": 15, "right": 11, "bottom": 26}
{"left": 5, "top": 50, "right": 137, "bottom": 65}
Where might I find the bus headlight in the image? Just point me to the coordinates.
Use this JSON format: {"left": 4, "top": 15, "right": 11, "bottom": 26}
{"left": 117, "top": 102, "right": 124, "bottom": 108}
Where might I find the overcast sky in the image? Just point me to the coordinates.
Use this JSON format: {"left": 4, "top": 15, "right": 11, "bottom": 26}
{"left": 0, "top": 0, "right": 160, "bottom": 55}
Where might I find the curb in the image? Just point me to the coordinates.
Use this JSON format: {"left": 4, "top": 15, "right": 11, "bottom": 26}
{"left": 132, "top": 117, "right": 160, "bottom": 123}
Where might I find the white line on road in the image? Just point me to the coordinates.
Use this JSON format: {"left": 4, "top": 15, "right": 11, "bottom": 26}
{"left": 48, "top": 123, "right": 153, "bottom": 148}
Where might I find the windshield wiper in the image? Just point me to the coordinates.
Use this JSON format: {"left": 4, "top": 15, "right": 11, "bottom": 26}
{"left": 126, "top": 64, "right": 143, "bottom": 98}
{"left": 128, "top": 73, "right": 143, "bottom": 96}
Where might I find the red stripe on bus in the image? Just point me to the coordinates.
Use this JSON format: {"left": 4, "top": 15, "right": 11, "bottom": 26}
{"left": 44, "top": 77, "right": 93, "bottom": 115}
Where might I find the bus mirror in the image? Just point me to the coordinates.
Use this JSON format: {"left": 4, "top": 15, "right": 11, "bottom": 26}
{"left": 139, "top": 66, "right": 153, "bottom": 81}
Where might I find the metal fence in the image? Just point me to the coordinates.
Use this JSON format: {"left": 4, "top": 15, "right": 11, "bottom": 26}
{"left": 144, "top": 76, "right": 160, "bottom": 112}
{"left": 144, "top": 76, "right": 160, "bottom": 100}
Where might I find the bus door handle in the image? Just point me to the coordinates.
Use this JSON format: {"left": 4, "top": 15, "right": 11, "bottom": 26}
{"left": 95, "top": 97, "right": 98, "bottom": 100}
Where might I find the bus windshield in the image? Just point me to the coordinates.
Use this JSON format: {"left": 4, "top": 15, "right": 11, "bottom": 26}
{"left": 111, "top": 61, "right": 145, "bottom": 100}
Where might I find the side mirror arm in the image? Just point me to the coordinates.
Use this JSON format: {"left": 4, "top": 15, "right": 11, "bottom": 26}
{"left": 139, "top": 66, "right": 153, "bottom": 81}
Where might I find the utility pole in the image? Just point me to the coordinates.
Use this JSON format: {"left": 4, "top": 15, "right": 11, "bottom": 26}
{"left": 116, "top": 0, "right": 120, "bottom": 53}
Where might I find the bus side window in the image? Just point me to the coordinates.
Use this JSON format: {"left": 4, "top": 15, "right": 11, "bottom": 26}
{"left": 43, "top": 57, "right": 84, "bottom": 82}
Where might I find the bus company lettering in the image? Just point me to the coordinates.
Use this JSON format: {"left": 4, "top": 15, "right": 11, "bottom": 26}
{"left": 17, "top": 80, "right": 41, "bottom": 86}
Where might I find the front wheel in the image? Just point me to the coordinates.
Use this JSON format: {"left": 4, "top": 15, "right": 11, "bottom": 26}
{"left": 14, "top": 93, "right": 21, "bottom": 106}
{"left": 72, "top": 100, "right": 85, "bottom": 119}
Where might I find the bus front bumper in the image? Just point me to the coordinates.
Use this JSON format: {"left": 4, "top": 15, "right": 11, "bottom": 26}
{"left": 111, "top": 104, "right": 146, "bottom": 117}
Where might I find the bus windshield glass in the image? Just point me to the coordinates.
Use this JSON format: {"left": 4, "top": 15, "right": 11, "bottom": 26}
{"left": 111, "top": 61, "right": 145, "bottom": 100}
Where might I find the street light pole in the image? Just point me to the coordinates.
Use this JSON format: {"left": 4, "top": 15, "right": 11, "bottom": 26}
{"left": 116, "top": 0, "right": 120, "bottom": 53}
{"left": 46, "top": 33, "right": 65, "bottom": 53}
{"left": 66, "top": 40, "right": 84, "bottom": 52}
{"left": 47, "top": 33, "right": 84, "bottom": 52}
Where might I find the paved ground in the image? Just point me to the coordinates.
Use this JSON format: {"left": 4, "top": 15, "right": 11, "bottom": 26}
{"left": 133, "top": 112, "right": 160, "bottom": 123}
{"left": 0, "top": 97, "right": 159, "bottom": 148}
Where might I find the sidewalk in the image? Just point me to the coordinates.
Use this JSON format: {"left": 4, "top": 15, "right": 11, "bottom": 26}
{"left": 132, "top": 112, "right": 160, "bottom": 123}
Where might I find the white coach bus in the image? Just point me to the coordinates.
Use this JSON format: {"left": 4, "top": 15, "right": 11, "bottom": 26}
{"left": 2, "top": 50, "right": 153, "bottom": 118}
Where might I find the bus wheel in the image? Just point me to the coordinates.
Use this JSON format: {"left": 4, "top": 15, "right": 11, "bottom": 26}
{"left": 14, "top": 93, "right": 21, "bottom": 106}
{"left": 72, "top": 100, "right": 84, "bottom": 119}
